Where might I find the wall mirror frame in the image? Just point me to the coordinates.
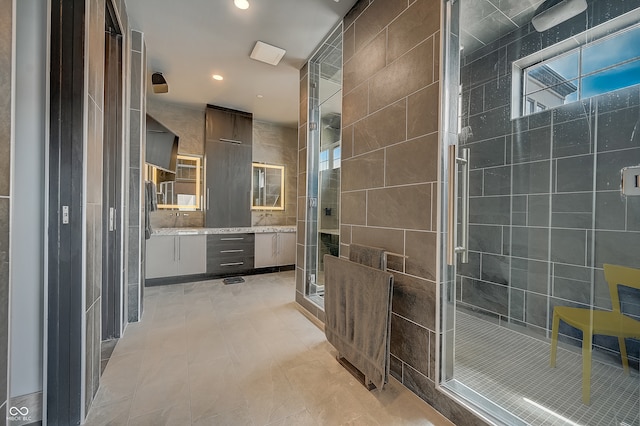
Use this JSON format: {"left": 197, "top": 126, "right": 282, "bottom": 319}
{"left": 251, "top": 163, "right": 285, "bottom": 210}
{"left": 145, "top": 154, "right": 203, "bottom": 210}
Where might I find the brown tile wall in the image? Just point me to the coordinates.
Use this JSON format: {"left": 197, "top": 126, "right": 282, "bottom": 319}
{"left": 341, "top": 0, "right": 441, "bottom": 393}
{"left": 338, "top": 1, "right": 487, "bottom": 424}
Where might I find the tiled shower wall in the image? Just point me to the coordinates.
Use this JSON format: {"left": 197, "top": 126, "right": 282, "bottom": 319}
{"left": 127, "top": 29, "right": 146, "bottom": 322}
{"left": 0, "top": 0, "right": 12, "bottom": 418}
{"left": 458, "top": 0, "right": 640, "bottom": 362}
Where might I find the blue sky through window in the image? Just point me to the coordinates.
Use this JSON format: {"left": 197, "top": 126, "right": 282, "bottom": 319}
{"left": 582, "top": 26, "right": 640, "bottom": 74}
{"left": 523, "top": 23, "right": 640, "bottom": 116}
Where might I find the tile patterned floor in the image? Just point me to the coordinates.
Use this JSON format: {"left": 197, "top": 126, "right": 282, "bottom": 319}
{"left": 85, "top": 271, "right": 452, "bottom": 426}
{"left": 455, "top": 311, "right": 640, "bottom": 426}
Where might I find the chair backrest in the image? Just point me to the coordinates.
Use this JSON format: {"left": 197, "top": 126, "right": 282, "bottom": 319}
{"left": 603, "top": 264, "right": 640, "bottom": 314}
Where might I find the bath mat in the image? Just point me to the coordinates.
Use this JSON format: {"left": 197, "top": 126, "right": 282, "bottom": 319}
{"left": 223, "top": 277, "right": 245, "bottom": 285}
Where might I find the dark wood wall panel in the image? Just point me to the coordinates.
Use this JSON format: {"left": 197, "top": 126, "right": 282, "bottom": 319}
{"left": 48, "top": 0, "right": 86, "bottom": 424}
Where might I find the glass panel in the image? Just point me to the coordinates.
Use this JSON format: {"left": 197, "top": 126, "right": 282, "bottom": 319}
{"left": 523, "top": 79, "right": 579, "bottom": 115}
{"left": 444, "top": 2, "right": 640, "bottom": 425}
{"left": 581, "top": 58, "right": 640, "bottom": 98}
{"left": 524, "top": 66, "right": 578, "bottom": 96}
{"left": 546, "top": 51, "right": 580, "bottom": 81}
{"left": 582, "top": 25, "right": 640, "bottom": 75}
{"left": 305, "top": 23, "right": 342, "bottom": 306}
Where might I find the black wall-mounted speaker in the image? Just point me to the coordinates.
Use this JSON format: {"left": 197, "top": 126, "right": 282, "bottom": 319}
{"left": 151, "top": 72, "right": 168, "bottom": 93}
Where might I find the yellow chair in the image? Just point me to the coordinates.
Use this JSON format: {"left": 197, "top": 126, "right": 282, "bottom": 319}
{"left": 550, "top": 264, "right": 640, "bottom": 405}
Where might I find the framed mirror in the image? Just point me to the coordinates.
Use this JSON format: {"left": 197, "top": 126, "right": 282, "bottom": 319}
{"left": 145, "top": 154, "right": 203, "bottom": 210}
{"left": 251, "top": 163, "right": 285, "bottom": 210}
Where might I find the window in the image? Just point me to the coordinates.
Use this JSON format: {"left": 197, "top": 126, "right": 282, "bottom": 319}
{"left": 319, "top": 149, "right": 329, "bottom": 171}
{"left": 515, "top": 23, "right": 640, "bottom": 118}
{"left": 332, "top": 146, "right": 341, "bottom": 169}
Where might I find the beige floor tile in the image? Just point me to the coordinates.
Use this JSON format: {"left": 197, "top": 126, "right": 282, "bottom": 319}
{"left": 265, "top": 408, "right": 318, "bottom": 426}
{"left": 131, "top": 378, "right": 190, "bottom": 418}
{"left": 127, "top": 400, "right": 191, "bottom": 426}
{"left": 192, "top": 406, "right": 254, "bottom": 426}
{"left": 91, "top": 272, "right": 454, "bottom": 426}
{"left": 188, "top": 358, "right": 248, "bottom": 422}
{"left": 84, "top": 397, "right": 131, "bottom": 425}
{"left": 92, "top": 352, "right": 143, "bottom": 408}
{"left": 241, "top": 365, "right": 306, "bottom": 425}
{"left": 304, "top": 382, "right": 367, "bottom": 426}
{"left": 131, "top": 354, "right": 191, "bottom": 417}
{"left": 187, "top": 330, "right": 230, "bottom": 365}
{"left": 143, "top": 324, "right": 189, "bottom": 357}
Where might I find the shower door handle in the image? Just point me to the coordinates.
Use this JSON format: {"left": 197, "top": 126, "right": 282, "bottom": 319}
{"left": 447, "top": 145, "right": 470, "bottom": 265}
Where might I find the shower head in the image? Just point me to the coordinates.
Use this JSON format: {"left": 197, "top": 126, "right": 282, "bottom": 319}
{"left": 531, "top": 0, "right": 588, "bottom": 32}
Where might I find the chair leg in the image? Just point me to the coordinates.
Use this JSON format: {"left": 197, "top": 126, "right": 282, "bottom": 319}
{"left": 582, "top": 332, "right": 592, "bottom": 405}
{"left": 619, "top": 336, "right": 630, "bottom": 374}
{"left": 550, "top": 310, "right": 560, "bottom": 368}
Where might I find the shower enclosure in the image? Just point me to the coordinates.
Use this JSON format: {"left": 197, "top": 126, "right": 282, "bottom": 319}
{"left": 441, "top": 0, "right": 640, "bottom": 424}
{"left": 305, "top": 24, "right": 343, "bottom": 305}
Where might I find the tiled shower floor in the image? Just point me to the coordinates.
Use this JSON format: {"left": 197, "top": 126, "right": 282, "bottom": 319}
{"left": 455, "top": 311, "right": 640, "bottom": 426}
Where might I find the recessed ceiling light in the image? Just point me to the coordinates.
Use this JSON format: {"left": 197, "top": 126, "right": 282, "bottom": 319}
{"left": 212, "top": 74, "right": 223, "bottom": 81}
{"left": 256, "top": 94, "right": 263, "bottom": 99}
{"left": 234, "top": 0, "right": 249, "bottom": 9}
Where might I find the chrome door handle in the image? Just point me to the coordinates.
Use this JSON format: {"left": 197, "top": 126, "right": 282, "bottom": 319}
{"left": 447, "top": 145, "right": 470, "bottom": 265}
{"left": 458, "top": 148, "right": 470, "bottom": 264}
{"left": 207, "top": 188, "right": 210, "bottom": 210}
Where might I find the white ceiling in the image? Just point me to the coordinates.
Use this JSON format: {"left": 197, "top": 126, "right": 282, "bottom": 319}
{"left": 125, "top": 0, "right": 358, "bottom": 128}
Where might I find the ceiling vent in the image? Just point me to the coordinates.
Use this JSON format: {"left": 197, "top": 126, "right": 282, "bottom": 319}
{"left": 151, "top": 72, "right": 168, "bottom": 93}
{"left": 250, "top": 41, "right": 286, "bottom": 66}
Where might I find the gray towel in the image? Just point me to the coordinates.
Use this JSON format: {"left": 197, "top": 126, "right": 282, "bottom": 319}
{"left": 349, "top": 243, "right": 385, "bottom": 270}
{"left": 324, "top": 254, "right": 394, "bottom": 389}
{"left": 144, "top": 181, "right": 156, "bottom": 240}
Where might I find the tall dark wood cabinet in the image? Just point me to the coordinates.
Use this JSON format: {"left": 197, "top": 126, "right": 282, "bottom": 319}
{"left": 205, "top": 105, "right": 252, "bottom": 227}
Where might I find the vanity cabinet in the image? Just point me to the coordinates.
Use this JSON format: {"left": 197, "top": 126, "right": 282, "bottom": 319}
{"left": 205, "top": 105, "right": 252, "bottom": 228}
{"left": 146, "top": 234, "right": 207, "bottom": 279}
{"left": 207, "top": 233, "right": 255, "bottom": 275}
{"left": 254, "top": 232, "right": 296, "bottom": 268}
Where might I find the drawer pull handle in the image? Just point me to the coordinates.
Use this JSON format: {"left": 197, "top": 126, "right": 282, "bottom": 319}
{"left": 220, "top": 237, "right": 244, "bottom": 241}
{"left": 220, "top": 249, "right": 244, "bottom": 253}
{"left": 219, "top": 138, "right": 242, "bottom": 145}
{"left": 220, "top": 262, "right": 244, "bottom": 267}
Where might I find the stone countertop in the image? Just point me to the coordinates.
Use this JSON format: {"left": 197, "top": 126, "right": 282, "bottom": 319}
{"left": 152, "top": 226, "right": 296, "bottom": 236}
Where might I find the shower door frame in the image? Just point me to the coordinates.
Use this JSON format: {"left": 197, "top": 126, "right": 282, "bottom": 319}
{"left": 438, "top": 1, "right": 533, "bottom": 424}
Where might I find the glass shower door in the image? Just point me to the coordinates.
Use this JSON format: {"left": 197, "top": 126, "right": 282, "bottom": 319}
{"left": 305, "top": 24, "right": 342, "bottom": 305}
{"left": 441, "top": 1, "right": 640, "bottom": 424}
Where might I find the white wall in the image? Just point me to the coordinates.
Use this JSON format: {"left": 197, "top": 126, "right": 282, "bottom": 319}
{"left": 10, "top": 0, "right": 46, "bottom": 397}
